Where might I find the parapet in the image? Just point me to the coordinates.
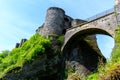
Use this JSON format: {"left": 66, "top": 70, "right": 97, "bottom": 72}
{"left": 71, "top": 19, "right": 87, "bottom": 27}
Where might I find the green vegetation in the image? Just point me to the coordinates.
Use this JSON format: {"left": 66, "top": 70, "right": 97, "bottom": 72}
{"left": 0, "top": 34, "right": 51, "bottom": 78}
{"left": 48, "top": 34, "right": 59, "bottom": 38}
{"left": 0, "top": 50, "right": 10, "bottom": 63}
{"left": 0, "top": 50, "right": 10, "bottom": 58}
{"left": 67, "top": 73, "right": 81, "bottom": 80}
{"left": 58, "top": 35, "right": 64, "bottom": 45}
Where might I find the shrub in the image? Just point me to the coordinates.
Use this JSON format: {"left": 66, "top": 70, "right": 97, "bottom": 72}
{"left": 58, "top": 35, "right": 64, "bottom": 44}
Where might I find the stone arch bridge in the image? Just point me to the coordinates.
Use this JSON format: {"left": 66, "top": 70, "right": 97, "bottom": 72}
{"left": 62, "top": 8, "right": 117, "bottom": 51}
{"left": 36, "top": 1, "right": 120, "bottom": 76}
{"left": 60, "top": 7, "right": 119, "bottom": 76}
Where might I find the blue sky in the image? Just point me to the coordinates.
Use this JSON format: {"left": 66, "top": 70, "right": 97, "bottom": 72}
{"left": 0, "top": 0, "right": 115, "bottom": 58}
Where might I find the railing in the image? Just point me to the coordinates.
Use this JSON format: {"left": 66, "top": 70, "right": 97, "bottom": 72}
{"left": 86, "top": 8, "right": 114, "bottom": 21}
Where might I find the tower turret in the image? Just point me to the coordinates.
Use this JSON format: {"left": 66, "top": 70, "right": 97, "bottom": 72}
{"left": 41, "top": 7, "right": 65, "bottom": 37}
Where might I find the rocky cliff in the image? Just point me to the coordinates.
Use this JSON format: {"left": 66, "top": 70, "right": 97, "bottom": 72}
{"left": 1, "top": 34, "right": 104, "bottom": 80}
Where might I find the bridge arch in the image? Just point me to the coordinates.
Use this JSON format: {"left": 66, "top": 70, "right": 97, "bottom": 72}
{"left": 61, "top": 24, "right": 116, "bottom": 76}
{"left": 61, "top": 24, "right": 115, "bottom": 52}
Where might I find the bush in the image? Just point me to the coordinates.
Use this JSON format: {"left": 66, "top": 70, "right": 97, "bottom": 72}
{"left": 58, "top": 35, "right": 64, "bottom": 44}
{"left": 0, "top": 50, "right": 10, "bottom": 58}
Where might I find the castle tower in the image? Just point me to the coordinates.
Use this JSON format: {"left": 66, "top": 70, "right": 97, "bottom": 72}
{"left": 42, "top": 7, "right": 65, "bottom": 37}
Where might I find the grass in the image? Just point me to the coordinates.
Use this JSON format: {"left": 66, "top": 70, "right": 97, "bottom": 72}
{"left": 58, "top": 35, "right": 64, "bottom": 45}
{"left": 0, "top": 34, "right": 51, "bottom": 78}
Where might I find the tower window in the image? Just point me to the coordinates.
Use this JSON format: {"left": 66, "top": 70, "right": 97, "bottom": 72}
{"left": 64, "top": 17, "right": 69, "bottom": 22}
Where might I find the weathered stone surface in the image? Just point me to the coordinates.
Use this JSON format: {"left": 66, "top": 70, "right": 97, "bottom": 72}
{"left": 36, "top": 7, "right": 65, "bottom": 37}
{"left": 115, "top": 0, "right": 120, "bottom": 25}
{"left": 71, "top": 19, "right": 87, "bottom": 27}
{"left": 36, "top": 7, "right": 73, "bottom": 37}
{"left": 62, "top": 12, "right": 117, "bottom": 51}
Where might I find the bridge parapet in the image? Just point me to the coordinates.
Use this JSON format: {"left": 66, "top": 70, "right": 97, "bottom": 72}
{"left": 62, "top": 12, "right": 117, "bottom": 51}
{"left": 86, "top": 8, "right": 114, "bottom": 21}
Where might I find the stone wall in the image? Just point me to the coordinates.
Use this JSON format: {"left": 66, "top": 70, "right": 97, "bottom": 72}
{"left": 71, "top": 19, "right": 87, "bottom": 27}
{"left": 115, "top": 0, "right": 120, "bottom": 25}
{"left": 88, "top": 13, "right": 117, "bottom": 36}
{"left": 62, "top": 12, "right": 117, "bottom": 52}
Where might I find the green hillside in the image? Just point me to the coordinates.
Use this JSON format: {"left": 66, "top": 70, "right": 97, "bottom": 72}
{"left": 0, "top": 34, "right": 51, "bottom": 78}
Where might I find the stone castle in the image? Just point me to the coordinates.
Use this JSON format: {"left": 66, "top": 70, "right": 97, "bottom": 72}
{"left": 12, "top": 0, "right": 120, "bottom": 79}
{"left": 34, "top": 0, "right": 120, "bottom": 78}
{"left": 35, "top": 7, "right": 106, "bottom": 77}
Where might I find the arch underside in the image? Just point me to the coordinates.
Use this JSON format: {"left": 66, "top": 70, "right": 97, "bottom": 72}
{"left": 62, "top": 26, "right": 114, "bottom": 52}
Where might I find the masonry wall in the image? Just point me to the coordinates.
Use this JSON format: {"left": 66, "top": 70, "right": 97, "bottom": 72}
{"left": 88, "top": 13, "right": 117, "bottom": 36}
{"left": 115, "top": 0, "right": 120, "bottom": 25}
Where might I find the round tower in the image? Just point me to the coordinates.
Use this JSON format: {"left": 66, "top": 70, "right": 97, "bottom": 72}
{"left": 43, "top": 7, "right": 65, "bottom": 37}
